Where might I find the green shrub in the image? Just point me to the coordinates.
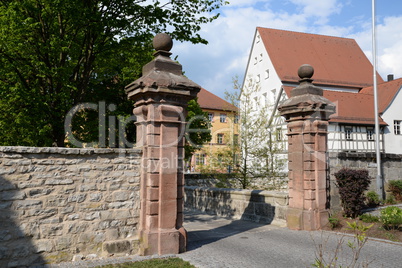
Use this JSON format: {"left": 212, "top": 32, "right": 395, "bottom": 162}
{"left": 385, "top": 195, "right": 397, "bottom": 205}
{"left": 334, "top": 168, "right": 371, "bottom": 218}
{"left": 328, "top": 216, "right": 340, "bottom": 229}
{"left": 388, "top": 180, "right": 402, "bottom": 201}
{"left": 359, "top": 214, "right": 379, "bottom": 223}
{"left": 366, "top": 190, "right": 381, "bottom": 207}
{"left": 380, "top": 206, "right": 402, "bottom": 230}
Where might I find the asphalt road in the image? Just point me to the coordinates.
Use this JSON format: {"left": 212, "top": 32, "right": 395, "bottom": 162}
{"left": 180, "top": 210, "right": 402, "bottom": 268}
{"left": 47, "top": 209, "right": 402, "bottom": 268}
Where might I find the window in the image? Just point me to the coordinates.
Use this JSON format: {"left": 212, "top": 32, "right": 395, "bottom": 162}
{"left": 195, "top": 154, "right": 205, "bottom": 165}
{"left": 262, "top": 93, "right": 268, "bottom": 106}
{"left": 256, "top": 74, "right": 260, "bottom": 83}
{"left": 276, "top": 128, "right": 282, "bottom": 141}
{"left": 259, "top": 53, "right": 263, "bottom": 62}
{"left": 256, "top": 34, "right": 261, "bottom": 43}
{"left": 367, "top": 128, "right": 374, "bottom": 141}
{"left": 220, "top": 113, "right": 227, "bottom": 123}
{"left": 234, "top": 115, "right": 239, "bottom": 124}
{"left": 234, "top": 134, "right": 239, "bottom": 145}
{"left": 217, "top": 134, "right": 224, "bottom": 144}
{"left": 265, "top": 69, "right": 269, "bottom": 79}
{"left": 208, "top": 113, "right": 214, "bottom": 122}
{"left": 254, "top": 57, "right": 258, "bottom": 65}
{"left": 394, "top": 120, "right": 401, "bottom": 135}
{"left": 345, "top": 126, "right": 353, "bottom": 140}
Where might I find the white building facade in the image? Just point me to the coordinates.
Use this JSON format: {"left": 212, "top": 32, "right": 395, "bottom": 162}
{"left": 242, "top": 27, "right": 402, "bottom": 155}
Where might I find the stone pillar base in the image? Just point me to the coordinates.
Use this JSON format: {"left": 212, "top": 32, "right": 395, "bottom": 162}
{"left": 287, "top": 208, "right": 329, "bottom": 231}
{"left": 139, "top": 228, "right": 186, "bottom": 255}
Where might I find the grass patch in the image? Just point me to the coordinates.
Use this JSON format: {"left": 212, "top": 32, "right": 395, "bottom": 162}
{"left": 96, "top": 258, "right": 195, "bottom": 268}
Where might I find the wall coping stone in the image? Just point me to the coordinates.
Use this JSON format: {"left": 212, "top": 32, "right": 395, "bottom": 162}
{"left": 0, "top": 146, "right": 142, "bottom": 155}
{"left": 331, "top": 152, "right": 402, "bottom": 160}
{"left": 185, "top": 186, "right": 289, "bottom": 199}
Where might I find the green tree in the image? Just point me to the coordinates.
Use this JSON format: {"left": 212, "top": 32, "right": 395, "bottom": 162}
{"left": 185, "top": 98, "right": 212, "bottom": 160}
{"left": 0, "top": 0, "right": 227, "bottom": 146}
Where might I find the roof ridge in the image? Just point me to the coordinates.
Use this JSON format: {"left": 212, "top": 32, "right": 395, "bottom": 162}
{"left": 256, "top": 27, "right": 355, "bottom": 41}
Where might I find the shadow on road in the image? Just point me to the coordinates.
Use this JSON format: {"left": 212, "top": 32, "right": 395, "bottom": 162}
{"left": 184, "top": 209, "right": 273, "bottom": 251}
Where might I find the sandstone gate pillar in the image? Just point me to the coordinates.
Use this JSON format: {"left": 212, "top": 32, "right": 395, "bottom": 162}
{"left": 125, "top": 33, "right": 200, "bottom": 255}
{"left": 278, "top": 64, "right": 336, "bottom": 230}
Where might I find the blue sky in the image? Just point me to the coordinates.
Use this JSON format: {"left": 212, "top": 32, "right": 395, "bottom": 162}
{"left": 172, "top": 0, "right": 402, "bottom": 99}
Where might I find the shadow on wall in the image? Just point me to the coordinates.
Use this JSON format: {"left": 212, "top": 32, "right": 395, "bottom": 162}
{"left": 184, "top": 187, "right": 288, "bottom": 225}
{"left": 241, "top": 190, "right": 275, "bottom": 224}
{"left": 0, "top": 175, "right": 45, "bottom": 267}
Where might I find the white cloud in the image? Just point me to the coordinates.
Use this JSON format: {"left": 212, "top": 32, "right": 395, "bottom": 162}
{"left": 172, "top": 1, "right": 402, "bottom": 99}
{"left": 349, "top": 15, "right": 402, "bottom": 79}
{"left": 289, "top": 0, "right": 343, "bottom": 24}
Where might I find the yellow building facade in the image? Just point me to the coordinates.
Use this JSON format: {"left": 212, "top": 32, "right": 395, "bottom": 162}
{"left": 189, "top": 88, "right": 239, "bottom": 172}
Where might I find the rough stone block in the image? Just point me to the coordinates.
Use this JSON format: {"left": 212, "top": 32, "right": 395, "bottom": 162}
{"left": 286, "top": 207, "right": 303, "bottom": 230}
{"left": 102, "top": 240, "right": 131, "bottom": 254}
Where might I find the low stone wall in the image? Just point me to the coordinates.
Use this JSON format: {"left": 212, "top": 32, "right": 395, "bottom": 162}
{"left": 328, "top": 152, "right": 402, "bottom": 208}
{"left": 184, "top": 186, "right": 288, "bottom": 226}
{"left": 0, "top": 146, "right": 141, "bottom": 267}
{"left": 185, "top": 173, "right": 288, "bottom": 191}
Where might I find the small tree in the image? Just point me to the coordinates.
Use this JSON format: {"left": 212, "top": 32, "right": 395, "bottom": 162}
{"left": 203, "top": 77, "right": 286, "bottom": 189}
{"left": 334, "top": 168, "right": 371, "bottom": 218}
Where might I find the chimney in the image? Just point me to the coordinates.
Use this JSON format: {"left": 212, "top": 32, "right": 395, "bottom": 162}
{"left": 387, "top": 74, "right": 394, "bottom": 81}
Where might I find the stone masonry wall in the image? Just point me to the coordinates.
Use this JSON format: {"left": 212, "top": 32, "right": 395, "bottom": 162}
{"left": 0, "top": 146, "right": 141, "bottom": 267}
{"left": 328, "top": 152, "right": 402, "bottom": 209}
{"left": 184, "top": 186, "right": 288, "bottom": 226}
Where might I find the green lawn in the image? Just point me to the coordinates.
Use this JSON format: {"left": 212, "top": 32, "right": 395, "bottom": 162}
{"left": 97, "top": 258, "right": 195, "bottom": 268}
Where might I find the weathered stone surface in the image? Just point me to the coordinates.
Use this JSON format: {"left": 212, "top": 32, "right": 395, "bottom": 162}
{"left": 185, "top": 186, "right": 288, "bottom": 225}
{"left": 0, "top": 146, "right": 141, "bottom": 266}
{"left": 278, "top": 65, "right": 335, "bottom": 231}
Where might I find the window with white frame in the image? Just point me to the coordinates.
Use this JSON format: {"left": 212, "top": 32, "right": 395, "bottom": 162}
{"left": 367, "top": 127, "right": 374, "bottom": 141}
{"left": 208, "top": 113, "right": 214, "bottom": 122}
{"left": 217, "top": 133, "right": 224, "bottom": 144}
{"left": 345, "top": 126, "right": 353, "bottom": 140}
{"left": 276, "top": 128, "right": 282, "bottom": 141}
{"left": 234, "top": 134, "right": 239, "bottom": 145}
{"left": 195, "top": 154, "right": 206, "bottom": 165}
{"left": 394, "top": 120, "right": 401, "bottom": 135}
{"left": 220, "top": 113, "right": 227, "bottom": 123}
{"left": 234, "top": 115, "right": 239, "bottom": 124}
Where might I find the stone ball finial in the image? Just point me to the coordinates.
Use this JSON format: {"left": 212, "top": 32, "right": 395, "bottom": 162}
{"left": 298, "top": 64, "right": 314, "bottom": 79}
{"left": 153, "top": 33, "right": 173, "bottom": 52}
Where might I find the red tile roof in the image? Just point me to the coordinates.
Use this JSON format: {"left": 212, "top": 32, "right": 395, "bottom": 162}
{"left": 258, "top": 27, "right": 384, "bottom": 89}
{"left": 359, "top": 78, "right": 402, "bottom": 113}
{"left": 324, "top": 90, "right": 386, "bottom": 125}
{"left": 282, "top": 83, "right": 393, "bottom": 126}
{"left": 197, "top": 88, "right": 238, "bottom": 112}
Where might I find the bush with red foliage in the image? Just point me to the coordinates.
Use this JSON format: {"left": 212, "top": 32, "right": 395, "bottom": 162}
{"left": 334, "top": 168, "right": 371, "bottom": 218}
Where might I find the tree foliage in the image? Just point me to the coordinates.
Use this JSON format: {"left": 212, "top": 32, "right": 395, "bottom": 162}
{"left": 185, "top": 98, "right": 212, "bottom": 160}
{"left": 0, "top": 0, "right": 227, "bottom": 146}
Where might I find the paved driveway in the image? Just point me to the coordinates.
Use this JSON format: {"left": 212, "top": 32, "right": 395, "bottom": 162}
{"left": 180, "top": 210, "right": 402, "bottom": 268}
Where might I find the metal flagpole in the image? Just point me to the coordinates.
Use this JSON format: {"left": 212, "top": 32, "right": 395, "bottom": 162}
{"left": 372, "top": 0, "right": 384, "bottom": 199}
